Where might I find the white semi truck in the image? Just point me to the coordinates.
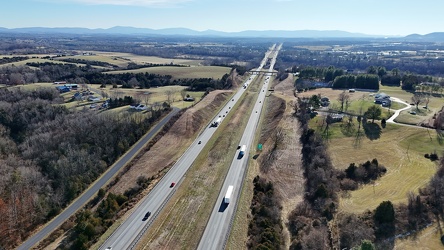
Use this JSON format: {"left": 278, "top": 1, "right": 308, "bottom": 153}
{"left": 224, "top": 185, "right": 234, "bottom": 204}
{"left": 211, "top": 117, "right": 222, "bottom": 127}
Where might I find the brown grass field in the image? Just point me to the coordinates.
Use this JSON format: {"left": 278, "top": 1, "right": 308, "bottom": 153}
{"left": 90, "top": 84, "right": 205, "bottom": 109}
{"left": 92, "top": 51, "right": 203, "bottom": 66}
{"left": 301, "top": 84, "right": 444, "bottom": 248}
{"left": 105, "top": 65, "right": 231, "bottom": 80}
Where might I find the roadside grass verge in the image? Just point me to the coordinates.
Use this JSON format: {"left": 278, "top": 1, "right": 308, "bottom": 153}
{"left": 136, "top": 91, "right": 258, "bottom": 249}
{"left": 228, "top": 92, "right": 303, "bottom": 250}
{"left": 105, "top": 65, "right": 231, "bottom": 80}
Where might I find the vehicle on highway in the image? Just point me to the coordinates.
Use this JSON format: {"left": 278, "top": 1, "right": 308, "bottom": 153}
{"left": 224, "top": 185, "right": 234, "bottom": 204}
{"left": 105, "top": 247, "right": 112, "bottom": 250}
{"left": 170, "top": 182, "right": 175, "bottom": 188}
{"left": 210, "top": 118, "right": 222, "bottom": 127}
{"left": 198, "top": 140, "right": 202, "bottom": 144}
{"left": 142, "top": 211, "right": 151, "bottom": 221}
{"left": 238, "top": 145, "right": 246, "bottom": 159}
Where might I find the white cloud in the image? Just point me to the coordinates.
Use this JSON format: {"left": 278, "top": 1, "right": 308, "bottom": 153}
{"left": 55, "top": 0, "right": 192, "bottom": 7}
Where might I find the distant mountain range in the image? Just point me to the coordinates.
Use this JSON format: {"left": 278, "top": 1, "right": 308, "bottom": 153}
{"left": 0, "top": 26, "right": 381, "bottom": 38}
{"left": 0, "top": 26, "right": 442, "bottom": 40}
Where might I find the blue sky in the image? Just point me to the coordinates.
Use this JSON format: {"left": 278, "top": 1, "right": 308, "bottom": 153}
{"left": 1, "top": 0, "right": 442, "bottom": 36}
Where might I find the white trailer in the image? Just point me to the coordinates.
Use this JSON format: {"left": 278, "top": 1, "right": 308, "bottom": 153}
{"left": 211, "top": 117, "right": 222, "bottom": 127}
{"left": 224, "top": 185, "right": 234, "bottom": 204}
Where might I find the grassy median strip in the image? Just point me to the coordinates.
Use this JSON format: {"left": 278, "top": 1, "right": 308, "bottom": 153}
{"left": 136, "top": 87, "right": 259, "bottom": 249}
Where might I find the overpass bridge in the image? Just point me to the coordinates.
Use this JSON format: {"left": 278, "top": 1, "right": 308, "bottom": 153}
{"left": 248, "top": 70, "right": 277, "bottom": 75}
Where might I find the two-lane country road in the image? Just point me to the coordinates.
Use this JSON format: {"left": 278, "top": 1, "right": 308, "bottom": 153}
{"left": 18, "top": 107, "right": 180, "bottom": 250}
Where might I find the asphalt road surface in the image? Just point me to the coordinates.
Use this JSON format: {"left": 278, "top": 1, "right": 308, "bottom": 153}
{"left": 198, "top": 44, "right": 281, "bottom": 250}
{"left": 17, "top": 107, "right": 180, "bottom": 250}
{"left": 98, "top": 47, "right": 276, "bottom": 250}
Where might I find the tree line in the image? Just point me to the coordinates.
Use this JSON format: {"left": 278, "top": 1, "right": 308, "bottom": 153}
{"left": 0, "top": 87, "right": 170, "bottom": 249}
{"left": 1, "top": 61, "right": 235, "bottom": 92}
{"left": 248, "top": 176, "right": 283, "bottom": 249}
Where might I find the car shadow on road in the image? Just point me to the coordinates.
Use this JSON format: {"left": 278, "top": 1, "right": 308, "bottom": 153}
{"left": 218, "top": 199, "right": 228, "bottom": 212}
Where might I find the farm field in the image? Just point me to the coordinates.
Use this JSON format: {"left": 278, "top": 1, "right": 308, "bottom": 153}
{"left": 90, "top": 84, "right": 205, "bottom": 109}
{"left": 91, "top": 51, "right": 204, "bottom": 66}
{"left": 106, "top": 65, "right": 231, "bottom": 80}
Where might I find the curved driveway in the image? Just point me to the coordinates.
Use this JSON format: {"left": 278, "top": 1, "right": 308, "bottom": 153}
{"left": 17, "top": 107, "right": 180, "bottom": 250}
{"left": 386, "top": 97, "right": 411, "bottom": 123}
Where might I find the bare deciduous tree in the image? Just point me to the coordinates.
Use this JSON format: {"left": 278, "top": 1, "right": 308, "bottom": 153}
{"left": 411, "top": 94, "right": 424, "bottom": 110}
{"left": 180, "top": 89, "right": 187, "bottom": 101}
{"left": 338, "top": 91, "right": 350, "bottom": 112}
{"left": 165, "top": 89, "right": 175, "bottom": 105}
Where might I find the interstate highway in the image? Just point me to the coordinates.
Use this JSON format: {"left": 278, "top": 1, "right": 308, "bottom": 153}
{"left": 198, "top": 44, "right": 281, "bottom": 250}
{"left": 99, "top": 45, "right": 277, "bottom": 250}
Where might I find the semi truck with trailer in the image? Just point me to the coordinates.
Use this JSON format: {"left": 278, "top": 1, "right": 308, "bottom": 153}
{"left": 224, "top": 185, "right": 234, "bottom": 204}
{"left": 213, "top": 117, "right": 222, "bottom": 127}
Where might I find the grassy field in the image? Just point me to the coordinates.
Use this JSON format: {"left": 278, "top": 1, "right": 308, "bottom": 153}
{"left": 1, "top": 52, "right": 204, "bottom": 68}
{"left": 92, "top": 52, "right": 203, "bottom": 66}
{"left": 52, "top": 54, "right": 129, "bottom": 68}
{"left": 395, "top": 223, "right": 444, "bottom": 249}
{"left": 308, "top": 113, "right": 442, "bottom": 214}
{"left": 136, "top": 90, "right": 257, "bottom": 249}
{"left": 319, "top": 120, "right": 442, "bottom": 213}
{"left": 105, "top": 65, "right": 231, "bottom": 80}
{"left": 90, "top": 84, "right": 205, "bottom": 109}
{"left": 0, "top": 57, "right": 98, "bottom": 69}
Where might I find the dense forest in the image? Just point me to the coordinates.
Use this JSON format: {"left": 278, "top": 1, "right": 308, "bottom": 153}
{"left": 0, "top": 87, "right": 170, "bottom": 248}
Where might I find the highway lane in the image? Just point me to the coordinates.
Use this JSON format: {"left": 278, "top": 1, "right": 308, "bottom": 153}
{"left": 198, "top": 44, "right": 281, "bottom": 250}
{"left": 99, "top": 46, "right": 276, "bottom": 250}
{"left": 17, "top": 107, "right": 180, "bottom": 250}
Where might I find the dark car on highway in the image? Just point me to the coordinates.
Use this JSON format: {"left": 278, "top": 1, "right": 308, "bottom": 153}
{"left": 142, "top": 211, "right": 151, "bottom": 221}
